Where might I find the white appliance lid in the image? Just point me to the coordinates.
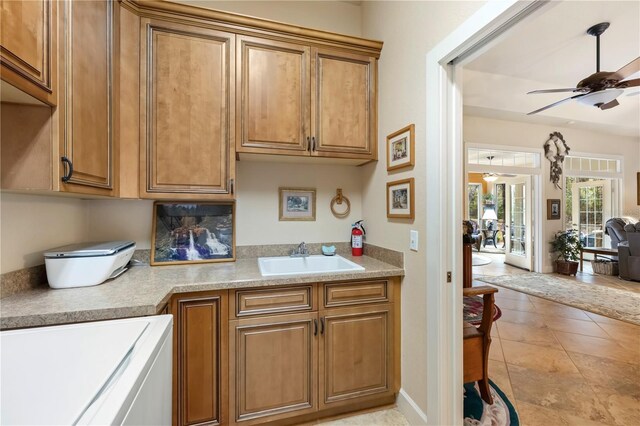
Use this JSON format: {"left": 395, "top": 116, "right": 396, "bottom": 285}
{"left": 0, "top": 319, "right": 149, "bottom": 425}
{"left": 43, "top": 241, "right": 135, "bottom": 258}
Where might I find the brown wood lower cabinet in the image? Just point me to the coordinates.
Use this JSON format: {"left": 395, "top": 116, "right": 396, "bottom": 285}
{"left": 229, "top": 313, "right": 318, "bottom": 424}
{"left": 319, "top": 304, "right": 394, "bottom": 409}
{"left": 172, "top": 291, "right": 228, "bottom": 426}
{"left": 171, "top": 277, "right": 400, "bottom": 426}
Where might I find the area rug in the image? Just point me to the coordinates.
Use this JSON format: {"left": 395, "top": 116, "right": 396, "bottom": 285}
{"left": 464, "top": 379, "right": 519, "bottom": 426}
{"left": 464, "top": 296, "right": 502, "bottom": 326}
{"left": 476, "top": 273, "right": 640, "bottom": 325}
{"left": 472, "top": 255, "right": 492, "bottom": 266}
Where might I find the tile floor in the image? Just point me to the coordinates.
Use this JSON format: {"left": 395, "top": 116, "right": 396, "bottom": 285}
{"left": 474, "top": 252, "right": 640, "bottom": 426}
{"left": 312, "top": 253, "right": 640, "bottom": 425}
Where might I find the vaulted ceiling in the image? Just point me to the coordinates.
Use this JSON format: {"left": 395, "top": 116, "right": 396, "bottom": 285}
{"left": 463, "top": 1, "right": 640, "bottom": 138}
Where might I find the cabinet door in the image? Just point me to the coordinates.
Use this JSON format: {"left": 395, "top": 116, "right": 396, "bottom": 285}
{"left": 312, "top": 49, "right": 376, "bottom": 160}
{"left": 60, "top": 0, "right": 114, "bottom": 193}
{"left": 236, "top": 36, "right": 310, "bottom": 155}
{"left": 0, "top": 0, "right": 56, "bottom": 105}
{"left": 230, "top": 313, "right": 318, "bottom": 424}
{"left": 173, "top": 292, "right": 228, "bottom": 426}
{"left": 140, "top": 19, "right": 235, "bottom": 199}
{"left": 319, "top": 304, "right": 393, "bottom": 409}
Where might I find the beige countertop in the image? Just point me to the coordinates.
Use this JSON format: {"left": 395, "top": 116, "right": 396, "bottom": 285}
{"left": 0, "top": 255, "right": 403, "bottom": 330}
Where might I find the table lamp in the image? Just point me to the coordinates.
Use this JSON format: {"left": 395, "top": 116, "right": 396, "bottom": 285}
{"left": 482, "top": 208, "right": 498, "bottom": 231}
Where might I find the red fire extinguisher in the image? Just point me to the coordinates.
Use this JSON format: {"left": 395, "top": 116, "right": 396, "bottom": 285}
{"left": 351, "top": 220, "right": 365, "bottom": 256}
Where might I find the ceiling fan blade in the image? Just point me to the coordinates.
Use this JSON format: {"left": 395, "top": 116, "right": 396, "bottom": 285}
{"left": 527, "top": 88, "right": 578, "bottom": 94}
{"left": 527, "top": 93, "right": 587, "bottom": 115}
{"left": 616, "top": 78, "right": 640, "bottom": 88}
{"left": 599, "top": 99, "right": 619, "bottom": 110}
{"left": 612, "top": 57, "right": 640, "bottom": 80}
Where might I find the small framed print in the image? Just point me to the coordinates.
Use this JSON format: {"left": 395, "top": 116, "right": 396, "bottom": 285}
{"left": 151, "top": 202, "right": 235, "bottom": 266}
{"left": 547, "top": 199, "right": 561, "bottom": 220}
{"left": 279, "top": 187, "right": 316, "bottom": 221}
{"left": 387, "top": 124, "right": 415, "bottom": 171}
{"left": 387, "top": 178, "right": 415, "bottom": 219}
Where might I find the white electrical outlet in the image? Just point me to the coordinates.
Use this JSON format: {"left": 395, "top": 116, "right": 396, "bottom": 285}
{"left": 410, "top": 230, "right": 419, "bottom": 251}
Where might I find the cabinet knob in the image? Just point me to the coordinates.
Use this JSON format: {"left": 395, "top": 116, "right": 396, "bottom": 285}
{"left": 61, "top": 156, "right": 74, "bottom": 182}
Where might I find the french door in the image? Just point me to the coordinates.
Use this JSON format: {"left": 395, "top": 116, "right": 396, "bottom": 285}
{"left": 571, "top": 180, "right": 612, "bottom": 249}
{"left": 504, "top": 176, "right": 532, "bottom": 270}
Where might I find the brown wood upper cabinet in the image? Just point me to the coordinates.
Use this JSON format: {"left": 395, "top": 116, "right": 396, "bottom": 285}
{"left": 0, "top": 0, "right": 57, "bottom": 105}
{"left": 139, "top": 18, "right": 235, "bottom": 200}
{"left": 59, "top": 0, "right": 114, "bottom": 194}
{"left": 237, "top": 39, "right": 377, "bottom": 162}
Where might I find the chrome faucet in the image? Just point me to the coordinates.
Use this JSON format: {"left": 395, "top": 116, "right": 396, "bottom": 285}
{"left": 290, "top": 242, "right": 309, "bottom": 257}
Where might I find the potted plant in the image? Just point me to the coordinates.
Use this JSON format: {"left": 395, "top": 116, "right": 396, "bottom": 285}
{"left": 550, "top": 229, "right": 583, "bottom": 275}
{"left": 482, "top": 193, "right": 495, "bottom": 205}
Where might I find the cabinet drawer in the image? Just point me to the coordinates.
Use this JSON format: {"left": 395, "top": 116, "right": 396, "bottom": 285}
{"left": 323, "top": 280, "right": 389, "bottom": 308}
{"left": 232, "top": 285, "right": 315, "bottom": 318}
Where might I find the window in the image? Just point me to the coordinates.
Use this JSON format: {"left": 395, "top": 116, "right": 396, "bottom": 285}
{"left": 494, "top": 183, "right": 506, "bottom": 223}
{"left": 467, "top": 148, "right": 540, "bottom": 168}
{"left": 467, "top": 183, "right": 481, "bottom": 222}
{"left": 566, "top": 156, "right": 620, "bottom": 174}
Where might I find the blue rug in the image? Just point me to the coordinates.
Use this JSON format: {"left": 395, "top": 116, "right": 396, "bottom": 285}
{"left": 464, "top": 379, "right": 519, "bottom": 426}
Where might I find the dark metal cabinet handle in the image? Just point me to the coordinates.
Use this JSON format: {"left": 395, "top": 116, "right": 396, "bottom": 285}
{"left": 311, "top": 136, "right": 316, "bottom": 152}
{"left": 306, "top": 136, "right": 311, "bottom": 151}
{"left": 320, "top": 317, "right": 325, "bottom": 334}
{"left": 313, "top": 319, "right": 318, "bottom": 336}
{"left": 230, "top": 178, "right": 235, "bottom": 194}
{"left": 61, "top": 156, "right": 73, "bottom": 182}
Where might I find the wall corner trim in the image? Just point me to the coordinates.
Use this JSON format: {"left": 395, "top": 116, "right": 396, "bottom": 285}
{"left": 397, "top": 388, "right": 428, "bottom": 426}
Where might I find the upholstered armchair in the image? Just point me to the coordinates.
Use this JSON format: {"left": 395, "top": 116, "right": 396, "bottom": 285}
{"left": 605, "top": 218, "right": 633, "bottom": 249}
{"left": 619, "top": 223, "right": 640, "bottom": 282}
{"left": 463, "top": 220, "right": 483, "bottom": 252}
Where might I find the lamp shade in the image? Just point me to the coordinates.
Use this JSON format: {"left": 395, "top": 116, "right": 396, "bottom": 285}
{"left": 483, "top": 173, "right": 498, "bottom": 182}
{"left": 482, "top": 208, "right": 497, "bottom": 220}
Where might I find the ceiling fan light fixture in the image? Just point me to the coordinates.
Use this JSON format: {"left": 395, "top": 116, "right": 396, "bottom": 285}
{"left": 483, "top": 173, "right": 498, "bottom": 182}
{"left": 576, "top": 89, "right": 624, "bottom": 107}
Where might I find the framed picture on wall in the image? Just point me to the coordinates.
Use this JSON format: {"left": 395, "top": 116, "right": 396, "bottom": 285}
{"left": 547, "top": 199, "right": 561, "bottom": 220}
{"left": 387, "top": 124, "right": 415, "bottom": 171}
{"left": 387, "top": 178, "right": 415, "bottom": 219}
{"left": 279, "top": 187, "right": 316, "bottom": 221}
{"left": 151, "top": 202, "right": 235, "bottom": 265}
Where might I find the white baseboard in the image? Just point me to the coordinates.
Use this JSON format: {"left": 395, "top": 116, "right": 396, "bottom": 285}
{"left": 397, "top": 388, "right": 428, "bottom": 425}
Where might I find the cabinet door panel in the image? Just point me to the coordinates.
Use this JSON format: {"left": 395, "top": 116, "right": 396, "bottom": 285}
{"left": 0, "top": 0, "right": 56, "bottom": 104}
{"left": 174, "top": 293, "right": 227, "bottom": 426}
{"left": 61, "top": 0, "right": 113, "bottom": 191}
{"left": 230, "top": 313, "right": 317, "bottom": 424}
{"left": 237, "top": 36, "right": 310, "bottom": 154}
{"left": 142, "top": 20, "right": 234, "bottom": 198}
{"left": 312, "top": 50, "right": 375, "bottom": 159}
{"left": 319, "top": 305, "right": 393, "bottom": 409}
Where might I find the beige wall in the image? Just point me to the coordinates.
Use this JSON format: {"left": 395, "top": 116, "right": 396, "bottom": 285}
{"left": 87, "top": 162, "right": 362, "bottom": 247}
{"left": 0, "top": 193, "right": 88, "bottom": 273}
{"left": 360, "top": 0, "right": 487, "bottom": 418}
{"left": 464, "top": 114, "right": 640, "bottom": 271}
{"left": 169, "top": 0, "right": 363, "bottom": 36}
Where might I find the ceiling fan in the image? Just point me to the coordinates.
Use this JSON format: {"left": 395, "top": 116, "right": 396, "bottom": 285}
{"left": 527, "top": 22, "right": 640, "bottom": 115}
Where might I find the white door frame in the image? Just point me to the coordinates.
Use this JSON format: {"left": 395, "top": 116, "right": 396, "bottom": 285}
{"left": 425, "top": 1, "right": 549, "bottom": 424}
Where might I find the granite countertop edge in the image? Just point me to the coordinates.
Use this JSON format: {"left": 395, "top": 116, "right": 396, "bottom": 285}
{"left": 0, "top": 256, "right": 404, "bottom": 330}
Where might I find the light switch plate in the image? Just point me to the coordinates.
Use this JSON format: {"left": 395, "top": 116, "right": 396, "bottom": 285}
{"left": 410, "top": 230, "right": 419, "bottom": 251}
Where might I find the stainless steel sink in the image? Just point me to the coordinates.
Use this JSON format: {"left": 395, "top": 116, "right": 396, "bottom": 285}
{"left": 258, "top": 255, "right": 364, "bottom": 277}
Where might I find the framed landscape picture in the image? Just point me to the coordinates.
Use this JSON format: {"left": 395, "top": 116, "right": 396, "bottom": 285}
{"left": 387, "top": 178, "right": 415, "bottom": 219}
{"left": 279, "top": 187, "right": 316, "bottom": 221}
{"left": 547, "top": 199, "right": 561, "bottom": 220}
{"left": 387, "top": 124, "right": 415, "bottom": 171}
{"left": 151, "top": 202, "right": 235, "bottom": 265}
